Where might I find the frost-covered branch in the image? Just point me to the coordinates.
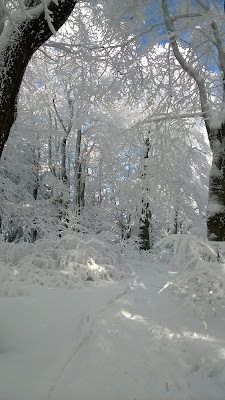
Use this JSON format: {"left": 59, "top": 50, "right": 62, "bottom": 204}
{"left": 195, "top": 0, "right": 225, "bottom": 104}
{"left": 162, "top": 0, "right": 211, "bottom": 131}
{"left": 52, "top": 98, "right": 68, "bottom": 134}
{"left": 146, "top": 112, "right": 203, "bottom": 123}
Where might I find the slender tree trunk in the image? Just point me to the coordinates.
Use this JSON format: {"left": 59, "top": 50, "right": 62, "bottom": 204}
{"left": 98, "top": 157, "right": 103, "bottom": 204}
{"left": 0, "top": 0, "right": 77, "bottom": 157}
{"left": 31, "top": 145, "right": 40, "bottom": 243}
{"left": 74, "top": 129, "right": 82, "bottom": 214}
{"left": 58, "top": 136, "right": 69, "bottom": 233}
{"left": 139, "top": 137, "right": 152, "bottom": 250}
{"left": 173, "top": 194, "right": 180, "bottom": 234}
{"left": 48, "top": 135, "right": 57, "bottom": 178}
{"left": 52, "top": 94, "right": 73, "bottom": 185}
{"left": 139, "top": 205, "right": 152, "bottom": 250}
{"left": 173, "top": 207, "right": 178, "bottom": 235}
{"left": 60, "top": 137, "right": 68, "bottom": 184}
{"left": 80, "top": 161, "right": 86, "bottom": 210}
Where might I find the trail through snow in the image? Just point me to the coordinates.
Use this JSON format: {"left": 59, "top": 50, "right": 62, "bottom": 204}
{"left": 1, "top": 261, "right": 225, "bottom": 400}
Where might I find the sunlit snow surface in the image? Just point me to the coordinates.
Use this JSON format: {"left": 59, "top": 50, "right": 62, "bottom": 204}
{"left": 1, "top": 262, "right": 225, "bottom": 400}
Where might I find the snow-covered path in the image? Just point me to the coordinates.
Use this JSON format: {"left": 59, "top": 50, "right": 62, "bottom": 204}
{"left": 1, "top": 262, "right": 225, "bottom": 400}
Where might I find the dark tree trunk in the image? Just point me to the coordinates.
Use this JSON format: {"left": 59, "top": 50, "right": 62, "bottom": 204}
{"left": 0, "top": 0, "right": 77, "bottom": 157}
{"left": 173, "top": 202, "right": 183, "bottom": 234}
{"left": 139, "top": 137, "right": 152, "bottom": 250}
{"left": 61, "top": 137, "right": 68, "bottom": 184}
{"left": 31, "top": 144, "right": 40, "bottom": 243}
{"left": 139, "top": 205, "right": 151, "bottom": 250}
{"left": 207, "top": 123, "right": 225, "bottom": 241}
{"left": 173, "top": 206, "right": 178, "bottom": 235}
{"left": 80, "top": 163, "right": 86, "bottom": 210}
{"left": 74, "top": 129, "right": 85, "bottom": 214}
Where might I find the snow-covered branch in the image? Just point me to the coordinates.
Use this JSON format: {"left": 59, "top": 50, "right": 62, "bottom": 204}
{"left": 146, "top": 112, "right": 203, "bottom": 124}
{"left": 162, "top": 0, "right": 211, "bottom": 130}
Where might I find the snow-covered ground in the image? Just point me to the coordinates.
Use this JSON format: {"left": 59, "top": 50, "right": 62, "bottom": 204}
{"left": 1, "top": 254, "right": 225, "bottom": 400}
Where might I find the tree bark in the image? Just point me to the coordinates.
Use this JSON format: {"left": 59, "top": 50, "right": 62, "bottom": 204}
{"left": 139, "top": 205, "right": 151, "bottom": 250}
{"left": 60, "top": 137, "right": 68, "bottom": 184}
{"left": 0, "top": 0, "right": 77, "bottom": 157}
{"left": 139, "top": 137, "right": 152, "bottom": 250}
{"left": 207, "top": 124, "right": 225, "bottom": 240}
{"left": 31, "top": 145, "right": 40, "bottom": 243}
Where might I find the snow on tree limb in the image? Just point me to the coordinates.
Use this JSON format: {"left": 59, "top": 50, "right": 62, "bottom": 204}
{"left": 162, "top": 0, "right": 212, "bottom": 130}
{"left": 142, "top": 112, "right": 203, "bottom": 123}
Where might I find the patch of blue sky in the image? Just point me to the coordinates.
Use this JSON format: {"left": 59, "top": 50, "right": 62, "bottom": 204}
{"left": 141, "top": 1, "right": 223, "bottom": 75}
{"left": 133, "top": 2, "right": 168, "bottom": 50}
{"left": 192, "top": 0, "right": 223, "bottom": 8}
{"left": 37, "top": 79, "right": 45, "bottom": 88}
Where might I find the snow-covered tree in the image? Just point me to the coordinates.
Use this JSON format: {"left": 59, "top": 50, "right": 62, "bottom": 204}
{"left": 161, "top": 0, "right": 225, "bottom": 240}
{"left": 0, "top": 0, "right": 76, "bottom": 157}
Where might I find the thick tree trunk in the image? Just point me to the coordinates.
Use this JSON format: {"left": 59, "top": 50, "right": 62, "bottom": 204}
{"left": 0, "top": 0, "right": 77, "bottom": 157}
{"left": 162, "top": 0, "right": 225, "bottom": 241}
{"left": 207, "top": 123, "right": 225, "bottom": 241}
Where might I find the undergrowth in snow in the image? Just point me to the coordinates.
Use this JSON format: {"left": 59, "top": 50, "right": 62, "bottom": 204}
{"left": 155, "top": 234, "right": 225, "bottom": 318}
{"left": 2, "top": 230, "right": 225, "bottom": 322}
{"left": 0, "top": 233, "right": 136, "bottom": 294}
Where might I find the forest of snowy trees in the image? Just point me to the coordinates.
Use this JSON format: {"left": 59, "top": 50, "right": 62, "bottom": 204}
{"left": 1, "top": 3, "right": 225, "bottom": 399}
{"left": 2, "top": 0, "right": 224, "bottom": 248}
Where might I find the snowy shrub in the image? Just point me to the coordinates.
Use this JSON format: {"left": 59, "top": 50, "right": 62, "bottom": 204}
{"left": 155, "top": 235, "right": 225, "bottom": 317}
{"left": 0, "top": 233, "right": 137, "bottom": 292}
{"left": 155, "top": 234, "right": 219, "bottom": 266}
{"left": 0, "top": 241, "right": 35, "bottom": 266}
{"left": 58, "top": 237, "right": 121, "bottom": 281}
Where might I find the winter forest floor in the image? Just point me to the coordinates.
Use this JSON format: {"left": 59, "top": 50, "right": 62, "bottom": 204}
{"left": 1, "top": 251, "right": 225, "bottom": 400}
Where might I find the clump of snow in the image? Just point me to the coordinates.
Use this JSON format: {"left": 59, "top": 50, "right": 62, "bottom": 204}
{"left": 0, "top": 233, "right": 136, "bottom": 293}
{"left": 210, "top": 117, "right": 223, "bottom": 130}
{"left": 155, "top": 234, "right": 225, "bottom": 318}
{"left": 0, "top": 259, "right": 28, "bottom": 296}
{"left": 207, "top": 201, "right": 225, "bottom": 217}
